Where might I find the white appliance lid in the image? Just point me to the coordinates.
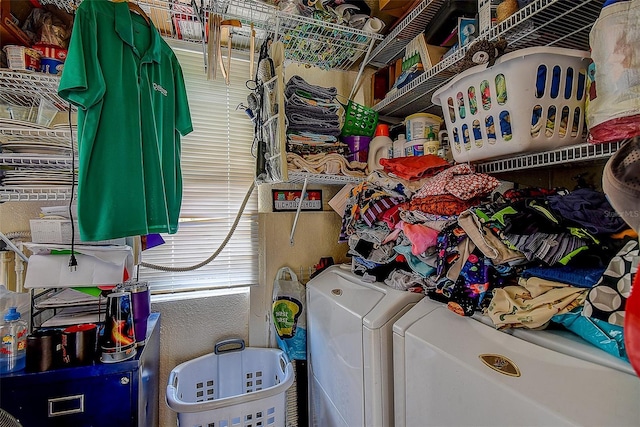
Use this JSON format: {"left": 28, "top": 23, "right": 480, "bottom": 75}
{"left": 309, "top": 265, "right": 422, "bottom": 328}
{"left": 403, "top": 302, "right": 640, "bottom": 426}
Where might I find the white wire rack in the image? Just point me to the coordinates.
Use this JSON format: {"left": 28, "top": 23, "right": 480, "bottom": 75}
{"left": 287, "top": 171, "right": 363, "bottom": 185}
{"left": 0, "top": 70, "right": 72, "bottom": 112}
{"left": 38, "top": 0, "right": 382, "bottom": 72}
{"left": 0, "top": 187, "right": 74, "bottom": 202}
{"left": 473, "top": 140, "right": 622, "bottom": 174}
{"left": 0, "top": 131, "right": 76, "bottom": 202}
{"left": 0, "top": 153, "right": 75, "bottom": 168}
{"left": 0, "top": 128, "right": 78, "bottom": 150}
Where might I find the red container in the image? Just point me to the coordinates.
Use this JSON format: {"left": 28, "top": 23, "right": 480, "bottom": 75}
{"left": 32, "top": 44, "right": 67, "bottom": 62}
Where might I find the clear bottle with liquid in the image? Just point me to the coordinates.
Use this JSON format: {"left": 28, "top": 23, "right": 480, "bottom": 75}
{"left": 0, "top": 307, "right": 28, "bottom": 374}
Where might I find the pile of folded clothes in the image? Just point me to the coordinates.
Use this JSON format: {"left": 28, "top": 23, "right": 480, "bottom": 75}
{"left": 284, "top": 75, "right": 367, "bottom": 176}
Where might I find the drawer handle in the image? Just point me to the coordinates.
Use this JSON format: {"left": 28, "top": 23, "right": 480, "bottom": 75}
{"left": 48, "top": 394, "right": 85, "bottom": 417}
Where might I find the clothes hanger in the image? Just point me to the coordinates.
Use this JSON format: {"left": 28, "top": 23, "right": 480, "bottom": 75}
{"left": 112, "top": 0, "right": 151, "bottom": 26}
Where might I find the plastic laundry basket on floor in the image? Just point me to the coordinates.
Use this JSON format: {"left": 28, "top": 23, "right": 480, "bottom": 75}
{"left": 166, "top": 339, "right": 295, "bottom": 427}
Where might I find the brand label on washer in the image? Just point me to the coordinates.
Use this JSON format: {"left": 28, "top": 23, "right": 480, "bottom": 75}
{"left": 479, "top": 353, "right": 521, "bottom": 377}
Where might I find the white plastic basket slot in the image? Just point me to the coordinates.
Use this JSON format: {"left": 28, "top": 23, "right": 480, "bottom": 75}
{"left": 432, "top": 47, "right": 591, "bottom": 163}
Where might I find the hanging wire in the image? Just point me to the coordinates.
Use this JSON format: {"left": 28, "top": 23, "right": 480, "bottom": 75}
{"left": 67, "top": 104, "right": 77, "bottom": 271}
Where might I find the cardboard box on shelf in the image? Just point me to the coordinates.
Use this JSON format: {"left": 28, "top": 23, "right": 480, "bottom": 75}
{"left": 394, "top": 57, "right": 403, "bottom": 81}
{"left": 379, "top": 0, "right": 418, "bottom": 17}
{"left": 478, "top": 0, "right": 501, "bottom": 35}
{"left": 0, "top": 0, "right": 31, "bottom": 47}
{"left": 406, "top": 33, "right": 448, "bottom": 70}
{"left": 372, "top": 67, "right": 389, "bottom": 104}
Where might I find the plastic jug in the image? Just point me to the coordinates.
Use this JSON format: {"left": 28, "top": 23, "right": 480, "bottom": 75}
{"left": 367, "top": 124, "right": 393, "bottom": 172}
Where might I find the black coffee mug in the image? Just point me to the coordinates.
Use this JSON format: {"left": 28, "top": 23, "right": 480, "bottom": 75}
{"left": 26, "top": 329, "right": 63, "bottom": 372}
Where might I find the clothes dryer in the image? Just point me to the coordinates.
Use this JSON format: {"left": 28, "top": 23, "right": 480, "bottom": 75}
{"left": 306, "top": 264, "right": 423, "bottom": 427}
{"left": 393, "top": 298, "right": 640, "bottom": 426}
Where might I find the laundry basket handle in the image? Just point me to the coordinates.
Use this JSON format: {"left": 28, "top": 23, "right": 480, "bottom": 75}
{"left": 214, "top": 338, "right": 246, "bottom": 355}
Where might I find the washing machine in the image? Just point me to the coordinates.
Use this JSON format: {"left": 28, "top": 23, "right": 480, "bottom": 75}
{"left": 306, "top": 264, "right": 423, "bottom": 427}
{"left": 393, "top": 298, "right": 640, "bottom": 426}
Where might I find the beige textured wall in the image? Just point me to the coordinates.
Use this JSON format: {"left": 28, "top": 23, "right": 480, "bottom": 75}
{"left": 153, "top": 290, "right": 250, "bottom": 427}
{"left": 249, "top": 62, "right": 366, "bottom": 347}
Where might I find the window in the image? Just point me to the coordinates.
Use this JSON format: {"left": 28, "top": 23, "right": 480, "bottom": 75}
{"left": 138, "top": 45, "right": 258, "bottom": 294}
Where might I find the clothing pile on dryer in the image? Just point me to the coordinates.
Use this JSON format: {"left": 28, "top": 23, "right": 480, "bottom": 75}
{"left": 339, "top": 158, "right": 636, "bottom": 362}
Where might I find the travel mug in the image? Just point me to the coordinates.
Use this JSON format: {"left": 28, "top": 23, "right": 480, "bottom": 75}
{"left": 100, "top": 291, "right": 136, "bottom": 363}
{"left": 121, "top": 282, "right": 151, "bottom": 346}
{"left": 26, "top": 329, "right": 63, "bottom": 372}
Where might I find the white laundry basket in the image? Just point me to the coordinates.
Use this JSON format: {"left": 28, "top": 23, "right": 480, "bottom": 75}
{"left": 432, "top": 46, "right": 591, "bottom": 163}
{"left": 166, "top": 339, "right": 295, "bottom": 427}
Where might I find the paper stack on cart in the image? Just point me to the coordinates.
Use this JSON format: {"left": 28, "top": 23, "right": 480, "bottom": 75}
{"left": 23, "top": 243, "right": 134, "bottom": 288}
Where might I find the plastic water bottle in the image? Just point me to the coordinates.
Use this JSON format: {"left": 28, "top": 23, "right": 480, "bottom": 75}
{"left": 0, "top": 307, "right": 28, "bottom": 374}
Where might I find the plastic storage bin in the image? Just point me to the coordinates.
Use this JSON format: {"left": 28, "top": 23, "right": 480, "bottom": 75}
{"left": 166, "top": 339, "right": 294, "bottom": 427}
{"left": 432, "top": 47, "right": 591, "bottom": 163}
{"left": 340, "top": 99, "right": 379, "bottom": 138}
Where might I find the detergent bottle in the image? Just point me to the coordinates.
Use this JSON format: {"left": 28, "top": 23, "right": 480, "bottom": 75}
{"left": 367, "top": 124, "right": 393, "bottom": 172}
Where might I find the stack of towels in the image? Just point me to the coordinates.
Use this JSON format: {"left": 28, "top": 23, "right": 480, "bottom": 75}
{"left": 284, "top": 75, "right": 367, "bottom": 176}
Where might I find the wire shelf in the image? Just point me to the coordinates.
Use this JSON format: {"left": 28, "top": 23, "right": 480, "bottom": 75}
{"left": 0, "top": 187, "right": 74, "bottom": 202}
{"left": 275, "top": 12, "right": 381, "bottom": 71}
{"left": 0, "top": 69, "right": 72, "bottom": 112}
{"left": 368, "top": 0, "right": 447, "bottom": 68}
{"left": 38, "top": 0, "right": 381, "bottom": 72}
{"left": 371, "top": 0, "right": 603, "bottom": 118}
{"left": 286, "top": 172, "right": 363, "bottom": 185}
{"left": 473, "top": 140, "right": 622, "bottom": 174}
{"left": 0, "top": 125, "right": 75, "bottom": 140}
{"left": 0, "top": 153, "right": 76, "bottom": 169}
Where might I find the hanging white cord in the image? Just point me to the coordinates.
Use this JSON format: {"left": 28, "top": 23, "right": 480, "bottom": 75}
{"left": 140, "top": 181, "right": 256, "bottom": 272}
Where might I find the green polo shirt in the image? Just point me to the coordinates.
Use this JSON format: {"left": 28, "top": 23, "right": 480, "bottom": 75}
{"left": 58, "top": 0, "right": 192, "bottom": 241}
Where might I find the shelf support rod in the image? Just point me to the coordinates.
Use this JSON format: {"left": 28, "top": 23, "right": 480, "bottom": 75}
{"left": 348, "top": 36, "right": 377, "bottom": 101}
{"left": 289, "top": 176, "right": 308, "bottom": 246}
{"left": 192, "top": 0, "right": 208, "bottom": 71}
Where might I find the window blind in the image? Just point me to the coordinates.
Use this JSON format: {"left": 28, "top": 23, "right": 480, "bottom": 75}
{"left": 138, "top": 47, "right": 259, "bottom": 293}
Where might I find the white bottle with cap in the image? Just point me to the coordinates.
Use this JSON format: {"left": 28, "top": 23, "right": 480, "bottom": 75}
{"left": 367, "top": 124, "right": 393, "bottom": 172}
{"left": 393, "top": 134, "right": 406, "bottom": 158}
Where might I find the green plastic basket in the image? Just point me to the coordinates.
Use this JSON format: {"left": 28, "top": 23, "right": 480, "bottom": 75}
{"left": 340, "top": 99, "right": 379, "bottom": 138}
